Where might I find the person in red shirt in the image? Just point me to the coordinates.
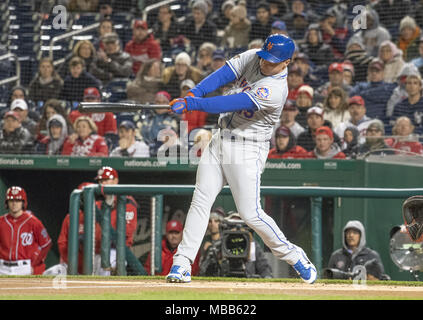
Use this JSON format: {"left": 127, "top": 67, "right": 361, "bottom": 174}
{"left": 61, "top": 116, "right": 109, "bottom": 156}
{"left": 144, "top": 220, "right": 200, "bottom": 276}
{"left": 68, "top": 87, "right": 117, "bottom": 137}
{"left": 0, "top": 186, "right": 52, "bottom": 275}
{"left": 287, "top": 64, "right": 306, "bottom": 101}
{"left": 387, "top": 116, "right": 423, "bottom": 155}
{"left": 306, "top": 126, "right": 346, "bottom": 159}
{"left": 268, "top": 126, "right": 308, "bottom": 159}
{"left": 124, "top": 20, "right": 162, "bottom": 75}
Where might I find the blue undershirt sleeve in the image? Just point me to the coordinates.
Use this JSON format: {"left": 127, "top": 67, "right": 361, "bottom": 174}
{"left": 189, "top": 64, "right": 237, "bottom": 97}
{"left": 186, "top": 93, "right": 257, "bottom": 114}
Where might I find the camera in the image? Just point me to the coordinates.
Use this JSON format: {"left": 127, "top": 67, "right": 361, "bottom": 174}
{"left": 200, "top": 213, "right": 253, "bottom": 278}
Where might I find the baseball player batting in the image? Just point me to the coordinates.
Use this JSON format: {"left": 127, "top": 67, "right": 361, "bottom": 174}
{"left": 166, "top": 34, "right": 317, "bottom": 284}
{"left": 0, "top": 186, "right": 52, "bottom": 275}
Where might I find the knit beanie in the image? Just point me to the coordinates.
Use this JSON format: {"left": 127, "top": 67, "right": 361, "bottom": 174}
{"left": 400, "top": 16, "right": 417, "bottom": 31}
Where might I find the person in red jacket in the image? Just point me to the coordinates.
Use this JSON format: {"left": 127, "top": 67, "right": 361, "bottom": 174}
{"left": 61, "top": 116, "right": 109, "bottom": 156}
{"left": 306, "top": 126, "right": 346, "bottom": 159}
{"left": 0, "top": 186, "right": 52, "bottom": 275}
{"left": 68, "top": 87, "right": 117, "bottom": 137}
{"left": 268, "top": 126, "right": 308, "bottom": 159}
{"left": 144, "top": 220, "right": 200, "bottom": 276}
{"left": 124, "top": 20, "right": 162, "bottom": 75}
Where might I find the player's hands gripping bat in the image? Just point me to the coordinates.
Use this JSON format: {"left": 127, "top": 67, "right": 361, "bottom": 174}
{"left": 170, "top": 98, "right": 188, "bottom": 114}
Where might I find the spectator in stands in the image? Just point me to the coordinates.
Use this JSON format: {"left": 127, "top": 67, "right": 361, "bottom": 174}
{"left": 162, "top": 52, "right": 203, "bottom": 99}
{"left": 98, "top": 0, "right": 113, "bottom": 17}
{"left": 305, "top": 126, "right": 346, "bottom": 159}
{"left": 342, "top": 61, "right": 355, "bottom": 86}
{"left": 273, "top": 100, "right": 305, "bottom": 141}
{"left": 138, "top": 91, "right": 179, "bottom": 157}
{"left": 334, "top": 96, "right": 375, "bottom": 147}
{"left": 386, "top": 63, "right": 421, "bottom": 119}
{"left": 268, "top": 125, "right": 307, "bottom": 159}
{"left": 411, "top": 36, "right": 423, "bottom": 75}
{"left": 398, "top": 16, "right": 421, "bottom": 62}
{"left": 378, "top": 41, "right": 405, "bottom": 84}
{"left": 67, "top": 0, "right": 98, "bottom": 12}
{"left": 181, "top": 79, "right": 208, "bottom": 133}
{"left": 293, "top": 52, "right": 320, "bottom": 88}
{"left": 315, "top": 62, "right": 352, "bottom": 103}
{"left": 249, "top": 1, "right": 274, "bottom": 41}
{"left": 287, "top": 64, "right": 305, "bottom": 101}
{"left": 295, "top": 84, "right": 314, "bottom": 127}
{"left": 391, "top": 74, "right": 423, "bottom": 134}
{"left": 297, "top": 106, "right": 326, "bottom": 152}
{"left": 195, "top": 42, "right": 217, "bottom": 76}
{"left": 344, "top": 37, "right": 374, "bottom": 83}
{"left": 61, "top": 116, "right": 109, "bottom": 156}
{"left": 36, "top": 99, "right": 73, "bottom": 141}
{"left": 373, "top": 0, "right": 412, "bottom": 38}
{"left": 222, "top": 4, "right": 251, "bottom": 51}
{"left": 357, "top": 120, "right": 395, "bottom": 157}
{"left": 298, "top": 23, "right": 334, "bottom": 68}
{"left": 349, "top": 58, "right": 397, "bottom": 123}
{"left": 180, "top": 0, "right": 217, "bottom": 53}
{"left": 92, "top": 32, "right": 133, "bottom": 85}
{"left": 34, "top": 114, "right": 69, "bottom": 155}
{"left": 126, "top": 59, "right": 163, "bottom": 104}
{"left": 152, "top": 4, "right": 180, "bottom": 55}
{"left": 124, "top": 20, "right": 162, "bottom": 76}
{"left": 318, "top": 8, "right": 350, "bottom": 60}
{"left": 322, "top": 87, "right": 350, "bottom": 129}
{"left": 212, "top": 0, "right": 235, "bottom": 30}
{"left": 386, "top": 116, "right": 423, "bottom": 155}
{"left": 0, "top": 111, "right": 33, "bottom": 154}
{"left": 92, "top": 17, "right": 114, "bottom": 50}
{"left": 349, "top": 8, "right": 390, "bottom": 57}
{"left": 69, "top": 87, "right": 118, "bottom": 141}
{"left": 28, "top": 57, "right": 63, "bottom": 104}
{"left": 144, "top": 220, "right": 200, "bottom": 276}
{"left": 282, "top": 0, "right": 318, "bottom": 35}
{"left": 267, "top": 0, "right": 289, "bottom": 20}
{"left": 211, "top": 50, "right": 227, "bottom": 74}
{"left": 341, "top": 126, "right": 360, "bottom": 159}
{"left": 110, "top": 120, "right": 149, "bottom": 157}
{"left": 6, "top": 86, "right": 40, "bottom": 124}
{"left": 9, "top": 99, "right": 37, "bottom": 140}
{"left": 327, "top": 220, "right": 389, "bottom": 280}
{"left": 59, "top": 40, "right": 98, "bottom": 80}
{"left": 59, "top": 57, "right": 101, "bottom": 102}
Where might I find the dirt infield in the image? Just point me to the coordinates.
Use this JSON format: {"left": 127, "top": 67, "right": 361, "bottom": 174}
{"left": 0, "top": 277, "right": 423, "bottom": 299}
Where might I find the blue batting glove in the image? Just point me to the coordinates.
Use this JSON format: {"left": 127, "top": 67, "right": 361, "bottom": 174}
{"left": 170, "top": 98, "right": 188, "bottom": 114}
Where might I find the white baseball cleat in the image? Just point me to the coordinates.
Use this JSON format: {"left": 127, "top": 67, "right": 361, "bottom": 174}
{"left": 166, "top": 265, "right": 192, "bottom": 283}
{"left": 291, "top": 246, "right": 317, "bottom": 284}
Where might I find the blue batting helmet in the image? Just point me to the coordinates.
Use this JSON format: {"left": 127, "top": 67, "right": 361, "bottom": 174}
{"left": 256, "top": 34, "right": 295, "bottom": 63}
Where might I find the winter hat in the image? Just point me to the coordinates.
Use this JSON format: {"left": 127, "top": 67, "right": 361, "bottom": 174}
{"left": 192, "top": 0, "right": 208, "bottom": 15}
{"left": 297, "top": 85, "right": 314, "bottom": 99}
{"left": 175, "top": 52, "right": 191, "bottom": 66}
{"left": 400, "top": 16, "right": 417, "bottom": 31}
{"left": 367, "top": 120, "right": 385, "bottom": 135}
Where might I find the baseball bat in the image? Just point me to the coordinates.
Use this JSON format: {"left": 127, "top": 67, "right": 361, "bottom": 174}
{"left": 78, "top": 102, "right": 170, "bottom": 113}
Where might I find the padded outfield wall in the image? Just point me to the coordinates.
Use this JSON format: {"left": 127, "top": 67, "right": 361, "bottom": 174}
{"left": 0, "top": 154, "right": 421, "bottom": 281}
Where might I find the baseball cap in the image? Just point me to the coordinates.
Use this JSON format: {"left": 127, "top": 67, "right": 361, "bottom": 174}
{"left": 212, "top": 49, "right": 226, "bottom": 61}
{"left": 315, "top": 126, "right": 334, "bottom": 139}
{"left": 10, "top": 99, "right": 28, "bottom": 111}
{"left": 49, "top": 118, "right": 63, "bottom": 128}
{"left": 288, "top": 64, "right": 303, "bottom": 76}
{"left": 133, "top": 20, "right": 148, "bottom": 29}
{"left": 307, "top": 106, "right": 324, "bottom": 117}
{"left": 284, "top": 99, "right": 298, "bottom": 111}
{"left": 101, "top": 32, "right": 119, "bottom": 43}
{"left": 180, "top": 79, "right": 196, "bottom": 90}
{"left": 119, "top": 120, "right": 136, "bottom": 130}
{"left": 368, "top": 58, "right": 384, "bottom": 71}
{"left": 275, "top": 126, "right": 291, "bottom": 137}
{"left": 84, "top": 87, "right": 101, "bottom": 99}
{"left": 3, "top": 111, "right": 20, "bottom": 121}
{"left": 166, "top": 220, "right": 183, "bottom": 233}
{"left": 342, "top": 61, "right": 355, "bottom": 76}
{"left": 155, "top": 90, "right": 171, "bottom": 102}
{"left": 328, "top": 62, "right": 344, "bottom": 73}
{"left": 297, "top": 85, "right": 314, "bottom": 99}
{"left": 272, "top": 20, "right": 287, "bottom": 31}
{"left": 348, "top": 95, "right": 365, "bottom": 107}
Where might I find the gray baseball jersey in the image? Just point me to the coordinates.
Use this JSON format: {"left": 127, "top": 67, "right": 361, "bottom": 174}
{"left": 219, "top": 49, "right": 288, "bottom": 141}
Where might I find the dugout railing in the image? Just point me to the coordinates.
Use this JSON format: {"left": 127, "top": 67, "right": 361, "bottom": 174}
{"left": 68, "top": 184, "right": 423, "bottom": 277}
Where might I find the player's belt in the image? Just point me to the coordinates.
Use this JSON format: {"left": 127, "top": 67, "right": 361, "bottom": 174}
{"left": 219, "top": 134, "right": 266, "bottom": 143}
{"left": 0, "top": 260, "right": 29, "bottom": 267}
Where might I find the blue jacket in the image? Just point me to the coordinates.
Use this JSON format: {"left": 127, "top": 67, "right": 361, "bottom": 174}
{"left": 349, "top": 81, "right": 397, "bottom": 123}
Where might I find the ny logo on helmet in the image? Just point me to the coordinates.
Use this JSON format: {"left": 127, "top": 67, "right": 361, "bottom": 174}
{"left": 267, "top": 42, "right": 273, "bottom": 51}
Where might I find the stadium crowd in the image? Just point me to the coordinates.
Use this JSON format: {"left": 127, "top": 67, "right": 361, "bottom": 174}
{"left": 1, "top": 0, "right": 423, "bottom": 160}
